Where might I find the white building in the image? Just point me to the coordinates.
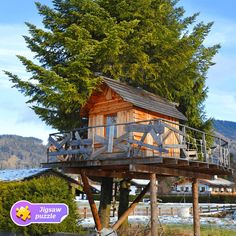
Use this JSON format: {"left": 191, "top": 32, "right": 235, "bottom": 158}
{"left": 171, "top": 176, "right": 235, "bottom": 195}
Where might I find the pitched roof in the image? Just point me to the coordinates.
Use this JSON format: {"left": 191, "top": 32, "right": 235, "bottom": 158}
{"left": 0, "top": 168, "right": 49, "bottom": 181}
{"left": 0, "top": 168, "right": 78, "bottom": 186}
{"left": 176, "top": 177, "right": 234, "bottom": 187}
{"left": 199, "top": 178, "right": 234, "bottom": 187}
{"left": 102, "top": 77, "right": 187, "bottom": 121}
{"left": 131, "top": 179, "right": 150, "bottom": 186}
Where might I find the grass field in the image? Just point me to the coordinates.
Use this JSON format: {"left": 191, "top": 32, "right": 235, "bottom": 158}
{"left": 119, "top": 224, "right": 236, "bottom": 236}
{"left": 162, "top": 224, "right": 236, "bottom": 236}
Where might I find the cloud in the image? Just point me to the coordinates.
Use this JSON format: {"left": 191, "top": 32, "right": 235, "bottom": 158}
{"left": 206, "top": 90, "right": 236, "bottom": 121}
{"left": 203, "top": 18, "right": 236, "bottom": 47}
{"left": 0, "top": 23, "right": 54, "bottom": 143}
{"left": 207, "top": 54, "right": 236, "bottom": 93}
{"left": 0, "top": 23, "right": 35, "bottom": 88}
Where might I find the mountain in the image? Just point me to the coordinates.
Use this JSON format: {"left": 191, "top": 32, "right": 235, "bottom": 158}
{"left": 0, "top": 135, "right": 47, "bottom": 169}
{"left": 213, "top": 120, "right": 236, "bottom": 141}
{"left": 213, "top": 119, "right": 236, "bottom": 165}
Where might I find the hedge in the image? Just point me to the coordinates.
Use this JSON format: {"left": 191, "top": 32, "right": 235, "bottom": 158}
{"left": 0, "top": 176, "right": 86, "bottom": 236}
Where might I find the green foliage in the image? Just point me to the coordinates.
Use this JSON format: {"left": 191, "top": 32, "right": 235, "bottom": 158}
{"left": 163, "top": 224, "right": 236, "bottom": 236}
{"left": 5, "top": 0, "right": 220, "bottom": 132}
{"left": 0, "top": 135, "right": 46, "bottom": 169}
{"left": 0, "top": 176, "right": 84, "bottom": 235}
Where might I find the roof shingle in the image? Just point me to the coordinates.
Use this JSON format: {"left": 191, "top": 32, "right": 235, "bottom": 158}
{"left": 102, "top": 77, "right": 187, "bottom": 121}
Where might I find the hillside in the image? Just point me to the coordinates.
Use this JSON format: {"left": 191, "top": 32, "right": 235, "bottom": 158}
{"left": 214, "top": 120, "right": 236, "bottom": 141}
{"left": 213, "top": 120, "right": 236, "bottom": 160}
{"left": 0, "top": 135, "right": 47, "bottom": 169}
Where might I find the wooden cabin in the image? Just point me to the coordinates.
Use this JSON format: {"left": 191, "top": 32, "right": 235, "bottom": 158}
{"left": 81, "top": 77, "right": 187, "bottom": 158}
{"left": 45, "top": 77, "right": 232, "bottom": 236}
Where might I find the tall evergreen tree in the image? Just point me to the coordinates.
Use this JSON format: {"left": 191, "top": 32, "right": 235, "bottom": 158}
{"left": 5, "top": 0, "right": 219, "bottom": 132}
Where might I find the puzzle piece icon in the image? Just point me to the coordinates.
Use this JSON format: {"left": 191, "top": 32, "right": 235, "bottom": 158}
{"left": 16, "top": 205, "right": 31, "bottom": 221}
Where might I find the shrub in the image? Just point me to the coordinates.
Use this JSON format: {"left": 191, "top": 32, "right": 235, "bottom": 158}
{"left": 0, "top": 176, "right": 85, "bottom": 236}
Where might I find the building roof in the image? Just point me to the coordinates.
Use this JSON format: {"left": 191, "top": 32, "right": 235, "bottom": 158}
{"left": 0, "top": 168, "right": 78, "bottom": 186}
{"left": 102, "top": 77, "right": 187, "bottom": 121}
{"left": 0, "top": 168, "right": 49, "bottom": 181}
{"left": 199, "top": 178, "right": 234, "bottom": 187}
{"left": 131, "top": 179, "right": 150, "bottom": 186}
{"left": 176, "top": 177, "right": 234, "bottom": 188}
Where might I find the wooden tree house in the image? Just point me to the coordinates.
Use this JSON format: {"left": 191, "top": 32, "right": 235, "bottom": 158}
{"left": 44, "top": 77, "right": 232, "bottom": 236}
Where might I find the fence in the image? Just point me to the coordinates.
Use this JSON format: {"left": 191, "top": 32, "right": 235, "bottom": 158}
{"left": 78, "top": 204, "right": 236, "bottom": 218}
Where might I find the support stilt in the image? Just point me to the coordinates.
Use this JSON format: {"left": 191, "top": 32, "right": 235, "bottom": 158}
{"left": 98, "top": 177, "right": 113, "bottom": 228}
{"left": 192, "top": 178, "right": 200, "bottom": 236}
{"left": 150, "top": 173, "right": 158, "bottom": 236}
{"left": 81, "top": 170, "right": 102, "bottom": 233}
{"left": 112, "top": 182, "right": 150, "bottom": 231}
{"left": 117, "top": 179, "right": 130, "bottom": 235}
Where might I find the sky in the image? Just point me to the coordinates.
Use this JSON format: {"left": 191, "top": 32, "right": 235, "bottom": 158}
{"left": 0, "top": 0, "right": 236, "bottom": 143}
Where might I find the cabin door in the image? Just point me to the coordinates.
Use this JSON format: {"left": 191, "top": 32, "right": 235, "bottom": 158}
{"left": 105, "top": 115, "right": 117, "bottom": 138}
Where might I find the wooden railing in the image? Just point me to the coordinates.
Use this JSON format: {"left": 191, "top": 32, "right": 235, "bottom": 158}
{"left": 47, "top": 119, "right": 230, "bottom": 168}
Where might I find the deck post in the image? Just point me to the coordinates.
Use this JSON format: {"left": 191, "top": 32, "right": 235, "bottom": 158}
{"left": 117, "top": 179, "right": 130, "bottom": 235}
{"left": 112, "top": 182, "right": 150, "bottom": 231}
{"left": 192, "top": 178, "right": 200, "bottom": 236}
{"left": 98, "top": 177, "right": 113, "bottom": 228}
{"left": 150, "top": 173, "right": 158, "bottom": 236}
{"left": 80, "top": 170, "right": 102, "bottom": 233}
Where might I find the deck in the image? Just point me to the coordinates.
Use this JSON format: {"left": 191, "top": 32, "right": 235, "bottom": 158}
{"left": 43, "top": 119, "right": 233, "bottom": 179}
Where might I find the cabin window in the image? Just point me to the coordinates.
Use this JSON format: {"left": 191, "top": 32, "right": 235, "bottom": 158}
{"left": 200, "top": 187, "right": 205, "bottom": 192}
{"left": 105, "top": 115, "right": 117, "bottom": 138}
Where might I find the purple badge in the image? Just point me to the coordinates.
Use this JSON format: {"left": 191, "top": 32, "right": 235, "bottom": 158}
{"left": 10, "top": 200, "right": 69, "bottom": 226}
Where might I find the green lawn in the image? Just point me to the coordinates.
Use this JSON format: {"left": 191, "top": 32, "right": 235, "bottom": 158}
{"left": 163, "top": 224, "right": 236, "bottom": 236}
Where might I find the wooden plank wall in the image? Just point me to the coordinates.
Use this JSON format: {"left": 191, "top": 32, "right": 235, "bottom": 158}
{"left": 133, "top": 108, "right": 180, "bottom": 157}
{"left": 86, "top": 86, "right": 180, "bottom": 158}
{"left": 88, "top": 87, "right": 133, "bottom": 140}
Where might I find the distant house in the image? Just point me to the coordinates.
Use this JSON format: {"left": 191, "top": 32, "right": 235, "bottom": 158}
{"left": 130, "top": 179, "right": 150, "bottom": 195}
{"left": 171, "top": 176, "right": 235, "bottom": 195}
{"left": 0, "top": 168, "right": 83, "bottom": 195}
{"left": 0, "top": 168, "right": 100, "bottom": 198}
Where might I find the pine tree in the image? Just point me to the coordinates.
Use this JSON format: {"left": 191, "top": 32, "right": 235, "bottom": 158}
{"left": 5, "top": 0, "right": 219, "bottom": 132}
{"left": 5, "top": 0, "right": 220, "bottom": 232}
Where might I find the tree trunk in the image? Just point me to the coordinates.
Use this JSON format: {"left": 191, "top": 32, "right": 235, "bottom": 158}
{"left": 192, "top": 178, "right": 201, "bottom": 236}
{"left": 98, "top": 177, "right": 113, "bottom": 228}
{"left": 150, "top": 173, "right": 158, "bottom": 236}
{"left": 118, "top": 179, "right": 130, "bottom": 235}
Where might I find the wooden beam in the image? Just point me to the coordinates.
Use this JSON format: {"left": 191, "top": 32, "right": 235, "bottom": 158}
{"left": 177, "top": 159, "right": 189, "bottom": 166}
{"left": 192, "top": 178, "right": 201, "bottom": 236}
{"left": 112, "top": 182, "right": 150, "bottom": 231}
{"left": 84, "top": 169, "right": 150, "bottom": 179}
{"left": 189, "top": 162, "right": 199, "bottom": 168}
{"left": 65, "top": 168, "right": 168, "bottom": 179}
{"left": 43, "top": 156, "right": 163, "bottom": 168}
{"left": 150, "top": 173, "right": 158, "bottom": 236}
{"left": 163, "top": 158, "right": 178, "bottom": 165}
{"left": 129, "top": 164, "right": 212, "bottom": 179}
{"left": 199, "top": 163, "right": 209, "bottom": 169}
{"left": 80, "top": 170, "right": 102, "bottom": 232}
